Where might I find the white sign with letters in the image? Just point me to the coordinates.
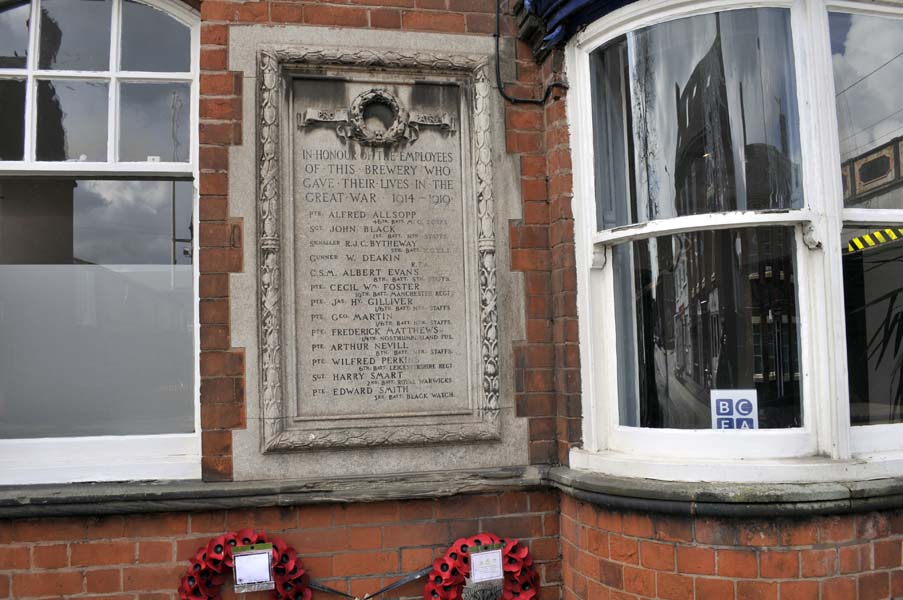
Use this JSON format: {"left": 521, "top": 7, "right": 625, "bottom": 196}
{"left": 710, "top": 389, "right": 759, "bottom": 430}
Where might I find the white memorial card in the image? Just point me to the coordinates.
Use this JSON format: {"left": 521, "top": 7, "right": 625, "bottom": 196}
{"left": 233, "top": 546, "right": 274, "bottom": 592}
{"left": 469, "top": 548, "right": 504, "bottom": 583}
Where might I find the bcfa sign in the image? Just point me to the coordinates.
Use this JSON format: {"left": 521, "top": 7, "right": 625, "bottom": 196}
{"left": 710, "top": 390, "right": 758, "bottom": 430}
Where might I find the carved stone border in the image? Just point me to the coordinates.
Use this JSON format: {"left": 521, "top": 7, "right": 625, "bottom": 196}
{"left": 257, "top": 47, "right": 500, "bottom": 452}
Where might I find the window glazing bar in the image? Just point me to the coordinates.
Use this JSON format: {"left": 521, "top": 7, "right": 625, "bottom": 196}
{"left": 592, "top": 210, "right": 816, "bottom": 246}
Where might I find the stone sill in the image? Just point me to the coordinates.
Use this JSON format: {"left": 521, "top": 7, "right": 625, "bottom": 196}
{"left": 548, "top": 467, "right": 903, "bottom": 518}
{"left": 0, "top": 467, "right": 545, "bottom": 519}
{"left": 3, "top": 465, "right": 903, "bottom": 520}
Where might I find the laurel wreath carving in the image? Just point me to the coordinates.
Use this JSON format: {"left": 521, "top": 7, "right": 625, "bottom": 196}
{"left": 339, "top": 88, "right": 413, "bottom": 146}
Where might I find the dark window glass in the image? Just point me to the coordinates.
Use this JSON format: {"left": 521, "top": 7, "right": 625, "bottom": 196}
{"left": 0, "top": 1, "right": 30, "bottom": 69}
{"left": 121, "top": 0, "right": 190, "bottom": 72}
{"left": 591, "top": 8, "right": 803, "bottom": 229}
{"left": 39, "top": 0, "right": 112, "bottom": 71}
{"left": 120, "top": 82, "right": 190, "bottom": 162}
{"left": 0, "top": 79, "right": 26, "bottom": 160}
{"left": 36, "top": 79, "right": 108, "bottom": 162}
{"left": 843, "top": 226, "right": 903, "bottom": 425}
{"left": 0, "top": 179, "right": 194, "bottom": 438}
{"left": 830, "top": 13, "right": 903, "bottom": 209}
{"left": 613, "top": 227, "right": 801, "bottom": 429}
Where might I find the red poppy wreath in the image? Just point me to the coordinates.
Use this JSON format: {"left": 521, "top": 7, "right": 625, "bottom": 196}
{"left": 423, "top": 533, "right": 540, "bottom": 600}
{"left": 178, "top": 529, "right": 311, "bottom": 600}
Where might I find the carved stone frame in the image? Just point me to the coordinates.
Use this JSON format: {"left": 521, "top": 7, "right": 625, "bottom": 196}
{"left": 256, "top": 47, "right": 500, "bottom": 452}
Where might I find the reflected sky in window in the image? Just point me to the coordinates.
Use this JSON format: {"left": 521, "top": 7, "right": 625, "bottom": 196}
{"left": 121, "top": 0, "right": 190, "bottom": 72}
{"left": 120, "top": 83, "right": 190, "bottom": 162}
{"left": 0, "top": 2, "right": 30, "bottom": 68}
{"left": 0, "top": 179, "right": 193, "bottom": 266}
{"left": 830, "top": 13, "right": 903, "bottom": 162}
{"left": 74, "top": 180, "right": 193, "bottom": 265}
{"left": 39, "top": 0, "right": 112, "bottom": 71}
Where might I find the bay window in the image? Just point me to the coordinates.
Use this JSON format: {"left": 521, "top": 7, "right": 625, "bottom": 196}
{"left": 568, "top": 0, "right": 903, "bottom": 481}
{"left": 0, "top": 0, "right": 199, "bottom": 485}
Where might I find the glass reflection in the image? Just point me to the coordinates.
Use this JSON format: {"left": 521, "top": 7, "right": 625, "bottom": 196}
{"left": 0, "top": 1, "right": 30, "bottom": 68}
{"left": 830, "top": 14, "right": 903, "bottom": 210}
{"left": 843, "top": 226, "right": 903, "bottom": 425}
{"left": 36, "top": 80, "right": 108, "bottom": 162}
{"left": 613, "top": 227, "right": 800, "bottom": 429}
{"left": 0, "top": 179, "right": 194, "bottom": 439}
{"left": 39, "top": 0, "right": 112, "bottom": 71}
{"left": 121, "top": 0, "right": 190, "bottom": 72}
{"left": 120, "top": 82, "right": 190, "bottom": 162}
{"left": 592, "top": 8, "right": 803, "bottom": 230}
{"left": 0, "top": 79, "right": 26, "bottom": 160}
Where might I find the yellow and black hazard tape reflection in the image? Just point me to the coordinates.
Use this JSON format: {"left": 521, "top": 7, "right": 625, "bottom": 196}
{"left": 846, "top": 228, "right": 903, "bottom": 254}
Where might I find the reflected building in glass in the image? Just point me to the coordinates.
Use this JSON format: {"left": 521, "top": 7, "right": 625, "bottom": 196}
{"left": 672, "top": 17, "right": 735, "bottom": 217}
{"left": 626, "top": 11, "right": 802, "bottom": 429}
{"left": 34, "top": 9, "right": 67, "bottom": 162}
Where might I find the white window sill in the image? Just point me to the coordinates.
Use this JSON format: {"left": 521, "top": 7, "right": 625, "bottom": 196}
{"left": 0, "top": 434, "right": 201, "bottom": 486}
{"left": 570, "top": 447, "right": 903, "bottom": 484}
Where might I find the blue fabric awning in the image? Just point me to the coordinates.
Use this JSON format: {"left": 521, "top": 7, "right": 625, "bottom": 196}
{"left": 519, "top": 0, "right": 638, "bottom": 57}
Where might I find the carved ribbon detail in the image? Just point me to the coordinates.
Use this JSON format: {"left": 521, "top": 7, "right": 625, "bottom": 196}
{"left": 297, "top": 88, "right": 457, "bottom": 147}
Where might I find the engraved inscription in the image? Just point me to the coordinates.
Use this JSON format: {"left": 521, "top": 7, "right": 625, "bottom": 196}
{"left": 295, "top": 140, "right": 469, "bottom": 417}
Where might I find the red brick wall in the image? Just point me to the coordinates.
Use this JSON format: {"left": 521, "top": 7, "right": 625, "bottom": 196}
{"left": 561, "top": 494, "right": 903, "bottom": 600}
{"left": 0, "top": 491, "right": 560, "bottom": 599}
{"left": 508, "top": 40, "right": 560, "bottom": 467}
{"left": 196, "top": 0, "right": 578, "bottom": 480}
{"left": 198, "top": 0, "right": 246, "bottom": 479}
{"left": 540, "top": 54, "right": 579, "bottom": 467}
{"left": 503, "top": 43, "right": 580, "bottom": 468}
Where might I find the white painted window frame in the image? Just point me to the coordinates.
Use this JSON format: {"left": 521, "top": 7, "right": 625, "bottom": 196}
{"left": 567, "top": 0, "right": 903, "bottom": 482}
{"left": 0, "top": 0, "right": 201, "bottom": 485}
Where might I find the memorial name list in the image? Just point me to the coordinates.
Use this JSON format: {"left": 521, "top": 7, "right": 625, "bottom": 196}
{"left": 295, "top": 123, "right": 471, "bottom": 418}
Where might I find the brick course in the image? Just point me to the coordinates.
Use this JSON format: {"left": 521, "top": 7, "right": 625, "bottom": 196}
{"left": 0, "top": 492, "right": 560, "bottom": 600}
{"left": 561, "top": 495, "right": 903, "bottom": 600}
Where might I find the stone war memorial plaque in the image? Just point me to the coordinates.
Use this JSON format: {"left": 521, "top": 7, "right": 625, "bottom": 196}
{"left": 256, "top": 48, "right": 500, "bottom": 451}
{"left": 295, "top": 80, "right": 469, "bottom": 418}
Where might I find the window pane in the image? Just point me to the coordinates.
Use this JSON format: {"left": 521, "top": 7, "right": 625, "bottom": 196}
{"left": 119, "top": 82, "right": 190, "bottom": 162}
{"left": 39, "top": 0, "right": 112, "bottom": 71}
{"left": 36, "top": 79, "right": 108, "bottom": 162}
{"left": 591, "top": 8, "right": 803, "bottom": 229}
{"left": 0, "top": 179, "right": 194, "bottom": 439}
{"left": 591, "top": 38, "right": 632, "bottom": 230}
{"left": 0, "top": 1, "right": 30, "bottom": 69}
{"left": 121, "top": 0, "right": 190, "bottom": 72}
{"left": 0, "top": 79, "right": 26, "bottom": 160}
{"left": 843, "top": 225, "right": 903, "bottom": 425}
{"left": 613, "top": 227, "right": 801, "bottom": 429}
{"left": 831, "top": 14, "right": 903, "bottom": 209}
